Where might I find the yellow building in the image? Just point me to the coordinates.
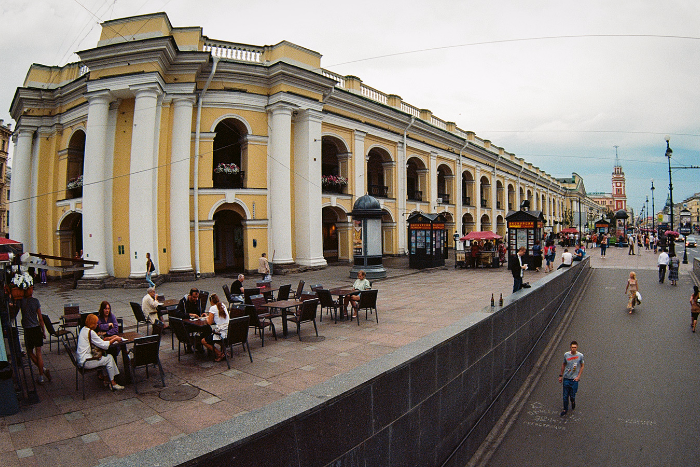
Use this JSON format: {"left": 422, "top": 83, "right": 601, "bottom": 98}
{"left": 0, "top": 120, "right": 9, "bottom": 237}
{"left": 10, "top": 12, "right": 567, "bottom": 282}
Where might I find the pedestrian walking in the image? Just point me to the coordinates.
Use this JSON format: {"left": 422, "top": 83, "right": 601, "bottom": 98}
{"left": 690, "top": 286, "right": 700, "bottom": 333}
{"left": 258, "top": 252, "right": 270, "bottom": 280}
{"left": 668, "top": 252, "right": 680, "bottom": 286}
{"left": 510, "top": 246, "right": 527, "bottom": 293}
{"left": 559, "top": 341, "right": 584, "bottom": 417}
{"left": 658, "top": 249, "right": 669, "bottom": 283}
{"left": 628, "top": 234, "right": 635, "bottom": 255}
{"left": 600, "top": 234, "right": 608, "bottom": 256}
{"left": 625, "top": 271, "right": 640, "bottom": 313}
{"left": 20, "top": 287, "right": 51, "bottom": 384}
{"left": 145, "top": 252, "right": 156, "bottom": 287}
{"left": 544, "top": 241, "right": 556, "bottom": 273}
{"left": 532, "top": 240, "right": 543, "bottom": 272}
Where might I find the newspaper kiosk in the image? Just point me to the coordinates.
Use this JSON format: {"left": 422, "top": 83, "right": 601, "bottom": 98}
{"left": 506, "top": 209, "right": 545, "bottom": 270}
{"left": 407, "top": 213, "right": 446, "bottom": 269}
{"left": 594, "top": 218, "right": 610, "bottom": 235}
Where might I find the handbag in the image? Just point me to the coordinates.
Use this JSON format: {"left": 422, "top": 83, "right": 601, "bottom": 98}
{"left": 88, "top": 330, "right": 103, "bottom": 359}
{"left": 635, "top": 291, "right": 642, "bottom": 305}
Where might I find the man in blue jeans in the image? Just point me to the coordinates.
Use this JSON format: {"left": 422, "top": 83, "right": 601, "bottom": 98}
{"left": 558, "top": 341, "right": 584, "bottom": 416}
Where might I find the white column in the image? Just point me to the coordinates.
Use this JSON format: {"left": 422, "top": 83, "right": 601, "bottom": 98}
{"left": 398, "top": 141, "right": 407, "bottom": 254}
{"left": 128, "top": 85, "right": 161, "bottom": 278}
{"left": 9, "top": 127, "right": 35, "bottom": 246}
{"left": 456, "top": 159, "right": 463, "bottom": 236}
{"left": 104, "top": 101, "right": 119, "bottom": 276}
{"left": 267, "top": 104, "right": 294, "bottom": 265}
{"left": 169, "top": 96, "right": 195, "bottom": 272}
{"left": 475, "top": 166, "right": 482, "bottom": 229}
{"left": 293, "top": 109, "right": 326, "bottom": 267}
{"left": 82, "top": 91, "right": 111, "bottom": 278}
{"left": 491, "top": 174, "right": 498, "bottom": 231}
{"left": 429, "top": 152, "right": 437, "bottom": 212}
{"left": 353, "top": 131, "right": 366, "bottom": 197}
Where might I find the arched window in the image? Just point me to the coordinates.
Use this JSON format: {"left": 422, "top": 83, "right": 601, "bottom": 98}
{"left": 212, "top": 119, "right": 247, "bottom": 189}
{"left": 66, "top": 130, "right": 85, "bottom": 199}
{"left": 322, "top": 137, "right": 348, "bottom": 194}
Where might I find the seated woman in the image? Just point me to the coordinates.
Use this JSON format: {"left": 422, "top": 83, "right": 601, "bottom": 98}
{"left": 96, "top": 301, "right": 120, "bottom": 357}
{"left": 77, "top": 314, "right": 124, "bottom": 390}
{"left": 344, "top": 270, "right": 371, "bottom": 318}
{"left": 201, "top": 294, "right": 230, "bottom": 362}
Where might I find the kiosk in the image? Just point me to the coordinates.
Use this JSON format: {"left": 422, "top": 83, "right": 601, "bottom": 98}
{"left": 350, "top": 194, "right": 387, "bottom": 279}
{"left": 594, "top": 218, "right": 610, "bottom": 235}
{"left": 505, "top": 208, "right": 545, "bottom": 270}
{"left": 407, "top": 213, "right": 447, "bottom": 269}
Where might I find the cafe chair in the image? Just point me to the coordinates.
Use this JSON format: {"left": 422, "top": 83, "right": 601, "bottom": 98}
{"left": 129, "top": 335, "right": 165, "bottom": 394}
{"left": 245, "top": 303, "right": 277, "bottom": 347}
{"left": 152, "top": 320, "right": 165, "bottom": 341}
{"left": 353, "top": 289, "right": 379, "bottom": 325}
{"left": 222, "top": 316, "right": 252, "bottom": 368}
{"left": 310, "top": 284, "right": 323, "bottom": 291}
{"left": 78, "top": 311, "right": 97, "bottom": 331}
{"left": 294, "top": 280, "right": 305, "bottom": 300}
{"left": 198, "top": 290, "right": 209, "bottom": 312}
{"left": 130, "top": 302, "right": 150, "bottom": 335}
{"left": 316, "top": 289, "right": 341, "bottom": 323}
{"left": 169, "top": 317, "right": 193, "bottom": 362}
{"left": 228, "top": 304, "right": 246, "bottom": 318}
{"left": 276, "top": 284, "right": 291, "bottom": 301}
{"left": 61, "top": 303, "right": 80, "bottom": 333}
{"left": 44, "top": 318, "right": 75, "bottom": 354}
{"left": 243, "top": 288, "right": 260, "bottom": 305}
{"left": 222, "top": 284, "right": 235, "bottom": 307}
{"left": 61, "top": 336, "right": 107, "bottom": 400}
{"left": 287, "top": 298, "right": 319, "bottom": 341}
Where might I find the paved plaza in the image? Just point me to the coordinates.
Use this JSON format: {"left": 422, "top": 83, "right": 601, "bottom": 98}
{"left": 0, "top": 245, "right": 695, "bottom": 466}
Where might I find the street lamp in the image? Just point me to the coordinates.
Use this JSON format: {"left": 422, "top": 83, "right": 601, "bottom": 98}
{"left": 651, "top": 179, "right": 655, "bottom": 234}
{"left": 645, "top": 196, "right": 649, "bottom": 230}
{"left": 665, "top": 136, "right": 674, "bottom": 231}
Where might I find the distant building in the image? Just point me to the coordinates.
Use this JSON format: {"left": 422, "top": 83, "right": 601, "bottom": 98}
{"left": 554, "top": 173, "right": 606, "bottom": 231}
{"left": 589, "top": 151, "right": 627, "bottom": 213}
{"left": 0, "top": 120, "right": 10, "bottom": 238}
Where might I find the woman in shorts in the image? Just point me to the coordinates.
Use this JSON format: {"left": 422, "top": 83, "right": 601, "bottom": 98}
{"left": 690, "top": 286, "right": 700, "bottom": 333}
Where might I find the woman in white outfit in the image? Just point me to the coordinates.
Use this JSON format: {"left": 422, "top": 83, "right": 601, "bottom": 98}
{"left": 77, "top": 314, "right": 124, "bottom": 390}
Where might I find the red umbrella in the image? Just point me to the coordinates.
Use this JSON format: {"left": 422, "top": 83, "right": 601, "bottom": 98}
{"left": 460, "top": 231, "right": 502, "bottom": 241}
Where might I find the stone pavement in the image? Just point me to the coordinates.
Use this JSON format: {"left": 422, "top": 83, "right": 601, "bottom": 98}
{"left": 0, "top": 245, "right": 693, "bottom": 466}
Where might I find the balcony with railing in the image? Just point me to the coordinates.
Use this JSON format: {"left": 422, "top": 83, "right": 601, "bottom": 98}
{"left": 213, "top": 171, "right": 245, "bottom": 189}
{"left": 462, "top": 196, "right": 472, "bottom": 207}
{"left": 408, "top": 190, "right": 423, "bottom": 202}
{"left": 437, "top": 193, "right": 450, "bottom": 204}
{"left": 368, "top": 184, "right": 389, "bottom": 198}
{"left": 481, "top": 199, "right": 488, "bottom": 208}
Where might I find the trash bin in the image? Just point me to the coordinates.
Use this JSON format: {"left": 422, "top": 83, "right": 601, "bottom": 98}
{"left": 0, "top": 361, "right": 20, "bottom": 416}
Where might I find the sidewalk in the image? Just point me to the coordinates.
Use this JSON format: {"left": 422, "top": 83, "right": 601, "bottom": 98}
{"left": 0, "top": 246, "right": 692, "bottom": 466}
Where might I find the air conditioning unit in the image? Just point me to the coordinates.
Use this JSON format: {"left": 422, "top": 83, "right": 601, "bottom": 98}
{"left": 436, "top": 197, "right": 443, "bottom": 204}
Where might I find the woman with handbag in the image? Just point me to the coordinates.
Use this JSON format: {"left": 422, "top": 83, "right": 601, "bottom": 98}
{"left": 690, "top": 286, "right": 700, "bottom": 333}
{"left": 77, "top": 314, "right": 124, "bottom": 390}
{"left": 624, "top": 271, "right": 640, "bottom": 314}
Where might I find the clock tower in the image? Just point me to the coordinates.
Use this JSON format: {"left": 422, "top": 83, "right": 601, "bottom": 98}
{"left": 611, "top": 146, "right": 627, "bottom": 212}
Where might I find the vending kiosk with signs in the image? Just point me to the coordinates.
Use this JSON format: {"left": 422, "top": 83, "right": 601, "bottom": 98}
{"left": 594, "top": 218, "right": 610, "bottom": 235}
{"left": 505, "top": 209, "right": 545, "bottom": 270}
{"left": 407, "top": 213, "right": 447, "bottom": 269}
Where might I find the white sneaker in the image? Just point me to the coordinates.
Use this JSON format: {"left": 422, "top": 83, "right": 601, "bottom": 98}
{"left": 111, "top": 383, "right": 125, "bottom": 391}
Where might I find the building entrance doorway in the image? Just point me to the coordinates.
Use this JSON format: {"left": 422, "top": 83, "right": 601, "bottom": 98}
{"left": 214, "top": 210, "right": 244, "bottom": 272}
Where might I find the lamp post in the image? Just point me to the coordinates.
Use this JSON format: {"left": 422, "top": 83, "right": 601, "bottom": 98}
{"left": 651, "top": 179, "right": 655, "bottom": 234}
{"left": 645, "top": 196, "right": 649, "bottom": 230}
{"left": 665, "top": 136, "right": 674, "bottom": 231}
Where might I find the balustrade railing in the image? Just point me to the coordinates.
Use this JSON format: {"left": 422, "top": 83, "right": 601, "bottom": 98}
{"left": 401, "top": 102, "right": 421, "bottom": 118}
{"left": 212, "top": 171, "right": 246, "bottom": 189}
{"left": 321, "top": 69, "right": 345, "bottom": 88}
{"left": 368, "top": 184, "right": 389, "bottom": 198}
{"left": 431, "top": 116, "right": 447, "bottom": 130}
{"left": 360, "top": 84, "right": 388, "bottom": 104}
{"left": 481, "top": 199, "right": 488, "bottom": 208}
{"left": 203, "top": 40, "right": 263, "bottom": 63}
{"left": 408, "top": 190, "right": 423, "bottom": 202}
{"left": 438, "top": 193, "right": 450, "bottom": 204}
{"left": 462, "top": 196, "right": 471, "bottom": 206}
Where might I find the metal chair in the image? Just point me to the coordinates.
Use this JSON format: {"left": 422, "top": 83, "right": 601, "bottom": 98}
{"left": 130, "top": 302, "right": 150, "bottom": 335}
{"left": 198, "top": 291, "right": 209, "bottom": 312}
{"left": 353, "top": 289, "right": 379, "bottom": 325}
{"left": 169, "top": 317, "right": 193, "bottom": 362}
{"left": 276, "top": 284, "right": 291, "bottom": 301}
{"left": 78, "top": 311, "right": 97, "bottom": 331}
{"left": 61, "top": 303, "right": 80, "bottom": 333}
{"left": 244, "top": 288, "right": 260, "bottom": 305}
{"left": 129, "top": 335, "right": 165, "bottom": 394}
{"left": 294, "top": 280, "right": 305, "bottom": 300}
{"left": 222, "top": 284, "right": 234, "bottom": 306}
{"left": 44, "top": 319, "right": 75, "bottom": 354}
{"left": 222, "top": 316, "right": 252, "bottom": 368}
{"left": 310, "top": 284, "right": 323, "bottom": 291}
{"left": 245, "top": 303, "right": 277, "bottom": 347}
{"left": 287, "top": 298, "right": 319, "bottom": 341}
{"left": 61, "top": 336, "right": 107, "bottom": 399}
{"left": 317, "top": 289, "right": 341, "bottom": 323}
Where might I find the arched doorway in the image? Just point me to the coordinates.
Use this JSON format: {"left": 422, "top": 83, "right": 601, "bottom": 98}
{"left": 462, "top": 213, "right": 474, "bottom": 236}
{"left": 407, "top": 157, "right": 427, "bottom": 202}
{"left": 367, "top": 148, "right": 392, "bottom": 198}
{"left": 321, "top": 136, "right": 349, "bottom": 194}
{"left": 480, "top": 214, "right": 491, "bottom": 232}
{"left": 58, "top": 212, "right": 83, "bottom": 274}
{"left": 213, "top": 209, "right": 244, "bottom": 272}
{"left": 322, "top": 207, "right": 347, "bottom": 262}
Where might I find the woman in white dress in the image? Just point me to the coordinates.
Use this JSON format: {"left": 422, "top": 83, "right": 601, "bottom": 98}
{"left": 201, "top": 294, "right": 229, "bottom": 362}
{"left": 77, "top": 314, "right": 124, "bottom": 390}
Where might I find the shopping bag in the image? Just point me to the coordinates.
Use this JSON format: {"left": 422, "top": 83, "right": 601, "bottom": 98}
{"left": 635, "top": 291, "right": 642, "bottom": 305}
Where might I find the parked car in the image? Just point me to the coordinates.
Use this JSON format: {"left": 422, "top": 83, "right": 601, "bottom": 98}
{"left": 686, "top": 236, "right": 697, "bottom": 247}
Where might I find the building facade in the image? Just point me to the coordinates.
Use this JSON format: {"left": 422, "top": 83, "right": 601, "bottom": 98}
{"left": 589, "top": 152, "right": 627, "bottom": 213}
{"left": 10, "top": 13, "right": 567, "bottom": 281}
{"left": 555, "top": 173, "right": 606, "bottom": 232}
{"left": 0, "top": 120, "right": 10, "bottom": 238}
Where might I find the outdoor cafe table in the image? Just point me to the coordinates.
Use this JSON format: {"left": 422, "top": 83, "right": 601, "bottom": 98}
{"left": 328, "top": 287, "right": 359, "bottom": 321}
{"left": 110, "top": 331, "right": 142, "bottom": 384}
{"left": 259, "top": 299, "right": 303, "bottom": 337}
{"left": 183, "top": 317, "right": 212, "bottom": 348}
{"left": 256, "top": 285, "right": 278, "bottom": 301}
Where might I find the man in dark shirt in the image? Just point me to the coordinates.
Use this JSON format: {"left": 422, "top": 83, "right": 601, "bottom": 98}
{"left": 173, "top": 288, "right": 208, "bottom": 352}
{"left": 20, "top": 288, "right": 51, "bottom": 384}
{"left": 231, "top": 274, "right": 245, "bottom": 296}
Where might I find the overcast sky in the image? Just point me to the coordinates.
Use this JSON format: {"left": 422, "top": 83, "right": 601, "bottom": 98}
{"left": 2, "top": 0, "right": 698, "bottom": 217}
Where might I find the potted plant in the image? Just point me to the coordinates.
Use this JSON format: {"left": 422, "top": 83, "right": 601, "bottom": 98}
{"left": 10, "top": 272, "right": 33, "bottom": 299}
{"left": 321, "top": 175, "right": 348, "bottom": 193}
{"left": 67, "top": 174, "right": 83, "bottom": 198}
{"left": 214, "top": 163, "right": 240, "bottom": 175}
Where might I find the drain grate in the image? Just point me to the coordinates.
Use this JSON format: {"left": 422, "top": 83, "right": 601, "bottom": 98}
{"left": 159, "top": 384, "right": 200, "bottom": 401}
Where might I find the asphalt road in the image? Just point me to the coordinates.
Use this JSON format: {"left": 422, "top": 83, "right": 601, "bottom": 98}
{"left": 485, "top": 267, "right": 700, "bottom": 467}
